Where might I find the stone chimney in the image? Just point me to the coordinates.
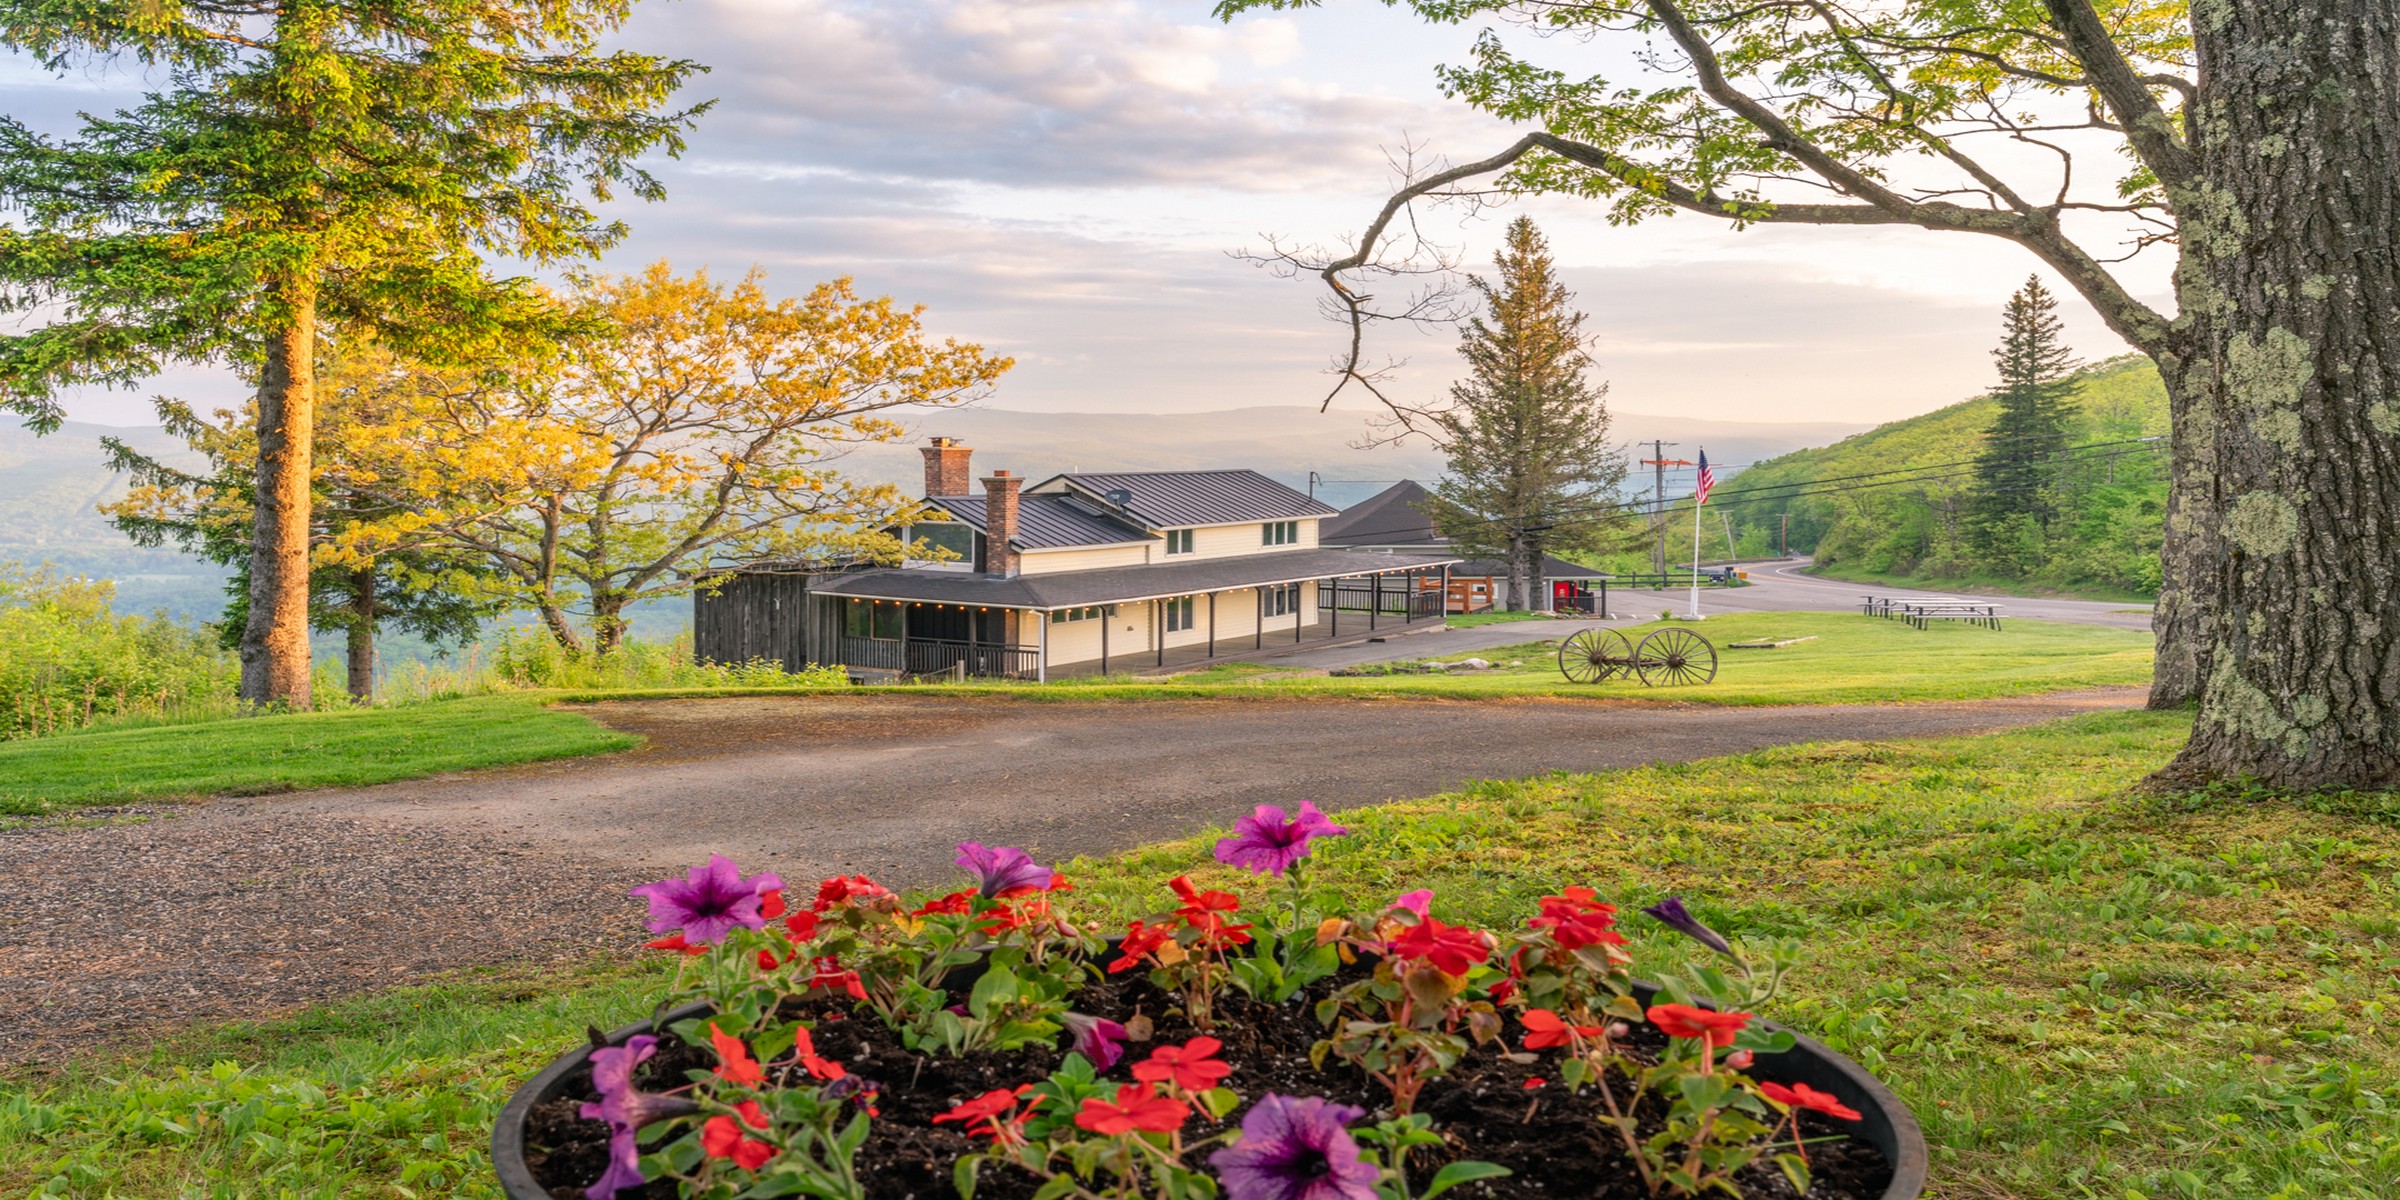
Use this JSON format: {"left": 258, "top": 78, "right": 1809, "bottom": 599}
{"left": 981, "top": 469, "right": 1023, "bottom": 577}
{"left": 921, "top": 436, "right": 973, "bottom": 497}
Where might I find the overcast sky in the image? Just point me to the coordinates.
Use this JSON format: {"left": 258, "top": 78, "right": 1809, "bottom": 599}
{"left": 14, "top": 0, "right": 2175, "bottom": 430}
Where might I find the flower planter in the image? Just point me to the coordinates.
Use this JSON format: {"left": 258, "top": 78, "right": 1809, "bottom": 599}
{"left": 492, "top": 981, "right": 1927, "bottom": 1200}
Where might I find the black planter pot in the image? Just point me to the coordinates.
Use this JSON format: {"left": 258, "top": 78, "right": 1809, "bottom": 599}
{"left": 493, "top": 974, "right": 1926, "bottom": 1200}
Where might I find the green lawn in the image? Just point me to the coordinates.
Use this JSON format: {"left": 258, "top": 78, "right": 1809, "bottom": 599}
{"left": 6, "top": 711, "right": 2392, "bottom": 1198}
{"left": 0, "top": 695, "right": 638, "bottom": 816}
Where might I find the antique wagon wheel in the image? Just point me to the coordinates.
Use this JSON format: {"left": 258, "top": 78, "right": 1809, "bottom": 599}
{"left": 1557, "top": 628, "right": 1635, "bottom": 683}
{"left": 1635, "top": 628, "right": 1719, "bottom": 687}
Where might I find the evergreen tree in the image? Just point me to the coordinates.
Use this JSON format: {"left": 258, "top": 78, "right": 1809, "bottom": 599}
{"left": 1432, "top": 217, "right": 1627, "bottom": 611}
{"left": 1968, "top": 277, "right": 2078, "bottom": 565}
{"left": 0, "top": 0, "right": 705, "bottom": 709}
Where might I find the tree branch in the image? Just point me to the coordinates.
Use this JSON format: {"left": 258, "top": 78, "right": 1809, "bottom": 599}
{"left": 2039, "top": 0, "right": 2193, "bottom": 188}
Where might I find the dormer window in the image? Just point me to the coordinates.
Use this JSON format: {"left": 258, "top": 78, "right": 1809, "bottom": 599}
{"left": 1164, "top": 529, "right": 1194, "bottom": 555}
{"left": 1262, "top": 520, "right": 1298, "bottom": 546}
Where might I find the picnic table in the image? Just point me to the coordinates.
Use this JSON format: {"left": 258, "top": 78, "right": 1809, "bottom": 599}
{"left": 1862, "top": 594, "right": 2005, "bottom": 630}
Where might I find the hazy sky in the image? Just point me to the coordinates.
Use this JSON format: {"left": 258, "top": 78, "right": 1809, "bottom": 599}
{"left": 13, "top": 0, "right": 2175, "bottom": 430}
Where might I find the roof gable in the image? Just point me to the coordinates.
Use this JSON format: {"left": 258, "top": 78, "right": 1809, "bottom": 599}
{"left": 1040, "top": 469, "right": 1337, "bottom": 529}
{"left": 1321, "top": 479, "right": 1442, "bottom": 546}
{"left": 925, "top": 494, "right": 1150, "bottom": 550}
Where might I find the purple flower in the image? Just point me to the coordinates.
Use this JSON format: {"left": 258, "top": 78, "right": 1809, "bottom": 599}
{"left": 1390, "top": 889, "right": 1433, "bottom": 917}
{"left": 577, "top": 1035, "right": 698, "bottom": 1199}
{"left": 956, "top": 842, "right": 1055, "bottom": 897}
{"left": 1061, "top": 1011, "right": 1129, "bottom": 1071}
{"left": 628, "top": 855, "right": 784, "bottom": 946}
{"left": 1642, "top": 895, "right": 1733, "bottom": 955}
{"left": 1210, "top": 1094, "right": 1380, "bottom": 1200}
{"left": 1213, "top": 802, "right": 1347, "bottom": 877}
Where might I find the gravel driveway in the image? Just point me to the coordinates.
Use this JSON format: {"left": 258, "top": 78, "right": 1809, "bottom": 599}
{"left": 0, "top": 689, "right": 2141, "bottom": 1062}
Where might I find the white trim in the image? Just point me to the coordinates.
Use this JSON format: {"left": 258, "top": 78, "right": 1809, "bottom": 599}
{"left": 819, "top": 558, "right": 1457, "bottom": 612}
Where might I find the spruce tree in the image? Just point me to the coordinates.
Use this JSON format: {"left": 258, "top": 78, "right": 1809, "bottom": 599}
{"left": 1968, "top": 276, "right": 2078, "bottom": 565}
{"left": 0, "top": 0, "right": 704, "bottom": 708}
{"left": 1432, "top": 217, "right": 1627, "bottom": 611}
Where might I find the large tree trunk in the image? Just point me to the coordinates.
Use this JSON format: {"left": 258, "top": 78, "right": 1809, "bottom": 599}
{"left": 345, "top": 564, "right": 377, "bottom": 703}
{"left": 2148, "top": 351, "right": 2215, "bottom": 709}
{"left": 239, "top": 278, "right": 317, "bottom": 709}
{"left": 2161, "top": 0, "right": 2400, "bottom": 787}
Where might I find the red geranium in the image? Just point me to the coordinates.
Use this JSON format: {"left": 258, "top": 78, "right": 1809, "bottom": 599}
{"left": 1167, "top": 876, "right": 1253, "bottom": 946}
{"left": 812, "top": 874, "right": 890, "bottom": 911}
{"left": 934, "top": 1085, "right": 1033, "bottom": 1140}
{"left": 807, "top": 956, "right": 868, "bottom": 1001}
{"left": 1529, "top": 888, "right": 1628, "bottom": 950}
{"left": 1388, "top": 916, "right": 1493, "bottom": 976}
{"left": 1132, "top": 1036, "right": 1232, "bottom": 1093}
{"left": 785, "top": 910, "right": 821, "bottom": 941}
{"left": 709, "top": 1023, "right": 765, "bottom": 1086}
{"left": 1519, "top": 1008, "right": 1606, "bottom": 1050}
{"left": 1111, "top": 919, "right": 1175, "bottom": 973}
{"left": 642, "top": 934, "right": 708, "bottom": 957}
{"left": 1647, "top": 1003, "right": 1754, "bottom": 1049}
{"left": 912, "top": 891, "right": 974, "bottom": 917}
{"left": 1074, "top": 1083, "right": 1191, "bottom": 1136}
{"left": 701, "top": 1101, "right": 775, "bottom": 1169}
{"left": 793, "top": 1027, "right": 846, "bottom": 1081}
{"left": 759, "top": 889, "right": 788, "bottom": 921}
{"left": 1761, "top": 1081, "right": 1862, "bottom": 1121}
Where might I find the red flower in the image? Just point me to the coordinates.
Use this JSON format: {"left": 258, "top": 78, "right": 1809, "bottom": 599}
{"left": 702, "top": 1102, "right": 775, "bottom": 1169}
{"left": 1529, "top": 888, "right": 1627, "bottom": 950}
{"left": 808, "top": 956, "right": 868, "bottom": 1001}
{"left": 1074, "top": 1083, "right": 1191, "bottom": 1136}
{"left": 1760, "top": 1081, "right": 1862, "bottom": 1121}
{"left": 933, "top": 1085, "right": 1033, "bottom": 1141}
{"left": 785, "top": 910, "right": 821, "bottom": 941}
{"left": 1519, "top": 1008, "right": 1605, "bottom": 1050}
{"left": 1524, "top": 1077, "right": 1546, "bottom": 1090}
{"left": 643, "top": 934, "right": 708, "bottom": 957}
{"left": 913, "top": 890, "right": 975, "bottom": 917}
{"left": 1389, "top": 916, "right": 1493, "bottom": 976}
{"left": 793, "top": 1027, "right": 846, "bottom": 1081}
{"left": 1111, "top": 920, "right": 1175, "bottom": 973}
{"left": 1132, "top": 1037, "right": 1232, "bottom": 1092}
{"left": 812, "top": 874, "right": 890, "bottom": 911}
{"left": 759, "top": 889, "right": 788, "bottom": 920}
{"left": 1647, "top": 1003, "right": 1754, "bottom": 1049}
{"left": 710, "top": 1023, "right": 765, "bottom": 1086}
{"left": 975, "top": 902, "right": 1030, "bottom": 936}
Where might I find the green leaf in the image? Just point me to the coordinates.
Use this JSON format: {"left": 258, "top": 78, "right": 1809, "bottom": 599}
{"left": 955, "top": 1153, "right": 981, "bottom": 1200}
{"left": 969, "top": 967, "right": 1020, "bottom": 1019}
{"left": 1421, "top": 1160, "right": 1513, "bottom": 1199}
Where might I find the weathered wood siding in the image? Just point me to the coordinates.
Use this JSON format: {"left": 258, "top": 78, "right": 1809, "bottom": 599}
{"left": 693, "top": 573, "right": 833, "bottom": 671}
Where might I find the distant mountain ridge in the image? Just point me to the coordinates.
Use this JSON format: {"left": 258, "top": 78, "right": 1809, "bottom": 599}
{"left": 2, "top": 405, "right": 1873, "bottom": 622}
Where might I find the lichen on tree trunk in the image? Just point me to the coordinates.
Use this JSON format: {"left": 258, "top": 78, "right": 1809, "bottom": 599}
{"left": 2161, "top": 0, "right": 2400, "bottom": 788}
{"left": 239, "top": 279, "right": 317, "bottom": 710}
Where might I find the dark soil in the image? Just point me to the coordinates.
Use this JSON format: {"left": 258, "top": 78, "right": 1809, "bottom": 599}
{"left": 525, "top": 971, "right": 1892, "bottom": 1200}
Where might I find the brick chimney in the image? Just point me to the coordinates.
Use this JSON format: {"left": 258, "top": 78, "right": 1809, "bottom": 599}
{"left": 921, "top": 436, "right": 973, "bottom": 497}
{"left": 981, "top": 469, "right": 1023, "bottom": 577}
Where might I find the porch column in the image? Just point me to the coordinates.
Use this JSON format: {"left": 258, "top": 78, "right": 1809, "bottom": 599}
{"left": 1208, "top": 592, "right": 1216, "bottom": 659}
{"left": 1037, "top": 610, "right": 1049, "bottom": 683}
{"left": 1439, "top": 564, "right": 1451, "bottom": 619}
{"left": 898, "top": 603, "right": 910, "bottom": 674}
{"left": 1101, "top": 612, "right": 1110, "bottom": 677}
{"left": 1255, "top": 589, "right": 1263, "bottom": 650}
{"left": 1155, "top": 599, "right": 1164, "bottom": 668}
{"left": 1372, "top": 572, "right": 1381, "bottom": 631}
{"left": 1296, "top": 585, "right": 1304, "bottom": 643}
{"left": 1330, "top": 580, "right": 1338, "bottom": 638}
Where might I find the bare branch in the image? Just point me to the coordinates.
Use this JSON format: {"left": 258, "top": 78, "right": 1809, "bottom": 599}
{"left": 2039, "top": 0, "right": 2194, "bottom": 188}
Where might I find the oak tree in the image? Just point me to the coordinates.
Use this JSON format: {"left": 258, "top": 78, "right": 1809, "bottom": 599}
{"left": 0, "top": 0, "right": 705, "bottom": 708}
{"left": 1220, "top": 0, "right": 2400, "bottom": 789}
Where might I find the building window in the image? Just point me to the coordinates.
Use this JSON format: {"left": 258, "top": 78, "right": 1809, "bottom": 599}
{"left": 1164, "top": 528, "right": 1194, "bottom": 555}
{"left": 1053, "top": 605, "right": 1106, "bottom": 623}
{"left": 1263, "top": 583, "right": 1301, "bottom": 617}
{"left": 1261, "top": 520, "right": 1299, "bottom": 546}
{"left": 1164, "top": 595, "right": 1196, "bottom": 632}
{"left": 845, "top": 600, "right": 903, "bottom": 640}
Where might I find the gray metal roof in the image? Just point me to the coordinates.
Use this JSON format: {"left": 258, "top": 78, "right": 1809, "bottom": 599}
{"left": 811, "top": 547, "right": 1458, "bottom": 610}
{"left": 1045, "top": 470, "right": 1338, "bottom": 529}
{"left": 1321, "top": 480, "right": 1441, "bottom": 547}
{"left": 928, "top": 494, "right": 1150, "bottom": 550}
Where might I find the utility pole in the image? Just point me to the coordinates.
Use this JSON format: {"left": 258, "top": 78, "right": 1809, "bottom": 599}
{"left": 1779, "top": 512, "right": 1790, "bottom": 558}
{"left": 1639, "top": 440, "right": 1693, "bottom": 574}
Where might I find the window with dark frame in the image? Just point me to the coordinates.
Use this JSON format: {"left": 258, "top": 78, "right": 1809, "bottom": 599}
{"left": 846, "top": 600, "right": 903, "bottom": 640}
{"left": 1053, "top": 605, "right": 1105, "bottom": 624}
{"left": 1164, "top": 595, "right": 1196, "bottom": 632}
{"left": 1261, "top": 520, "right": 1298, "bottom": 546}
{"left": 1262, "top": 583, "right": 1301, "bottom": 617}
{"left": 1164, "top": 529, "right": 1194, "bottom": 555}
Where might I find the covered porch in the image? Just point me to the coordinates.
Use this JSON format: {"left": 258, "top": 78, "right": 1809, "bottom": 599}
{"left": 807, "top": 550, "right": 1456, "bottom": 681}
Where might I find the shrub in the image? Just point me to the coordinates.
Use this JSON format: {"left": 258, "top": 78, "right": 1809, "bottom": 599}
{"left": 0, "top": 564, "right": 237, "bottom": 739}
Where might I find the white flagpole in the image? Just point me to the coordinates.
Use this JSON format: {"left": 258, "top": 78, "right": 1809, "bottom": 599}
{"left": 1687, "top": 496, "right": 1704, "bottom": 618}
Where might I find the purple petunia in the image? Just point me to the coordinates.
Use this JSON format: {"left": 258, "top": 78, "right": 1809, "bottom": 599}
{"left": 1642, "top": 895, "right": 1734, "bottom": 955}
{"left": 1210, "top": 1094, "right": 1380, "bottom": 1200}
{"left": 956, "top": 842, "right": 1055, "bottom": 897}
{"left": 628, "top": 855, "right": 784, "bottom": 946}
{"left": 577, "top": 1034, "right": 698, "bottom": 1200}
{"left": 1061, "top": 1011, "right": 1129, "bottom": 1072}
{"left": 1390, "top": 889, "right": 1433, "bottom": 917}
{"left": 1213, "top": 802, "right": 1348, "bottom": 877}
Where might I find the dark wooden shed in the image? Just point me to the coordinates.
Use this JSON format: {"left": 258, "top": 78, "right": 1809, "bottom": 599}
{"left": 693, "top": 569, "right": 836, "bottom": 672}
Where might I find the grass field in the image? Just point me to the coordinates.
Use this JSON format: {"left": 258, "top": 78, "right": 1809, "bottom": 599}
{"left": 5, "top": 711, "right": 2392, "bottom": 1198}
{"left": 0, "top": 695, "right": 637, "bottom": 816}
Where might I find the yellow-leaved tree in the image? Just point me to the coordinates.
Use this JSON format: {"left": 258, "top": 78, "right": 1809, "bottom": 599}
{"left": 337, "top": 263, "right": 1012, "bottom": 652}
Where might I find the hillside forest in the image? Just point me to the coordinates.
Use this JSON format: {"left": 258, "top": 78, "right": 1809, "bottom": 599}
{"left": 1717, "top": 356, "right": 2169, "bottom": 598}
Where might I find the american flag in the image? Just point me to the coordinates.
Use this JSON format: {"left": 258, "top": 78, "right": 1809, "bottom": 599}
{"left": 1694, "top": 449, "right": 1715, "bottom": 506}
